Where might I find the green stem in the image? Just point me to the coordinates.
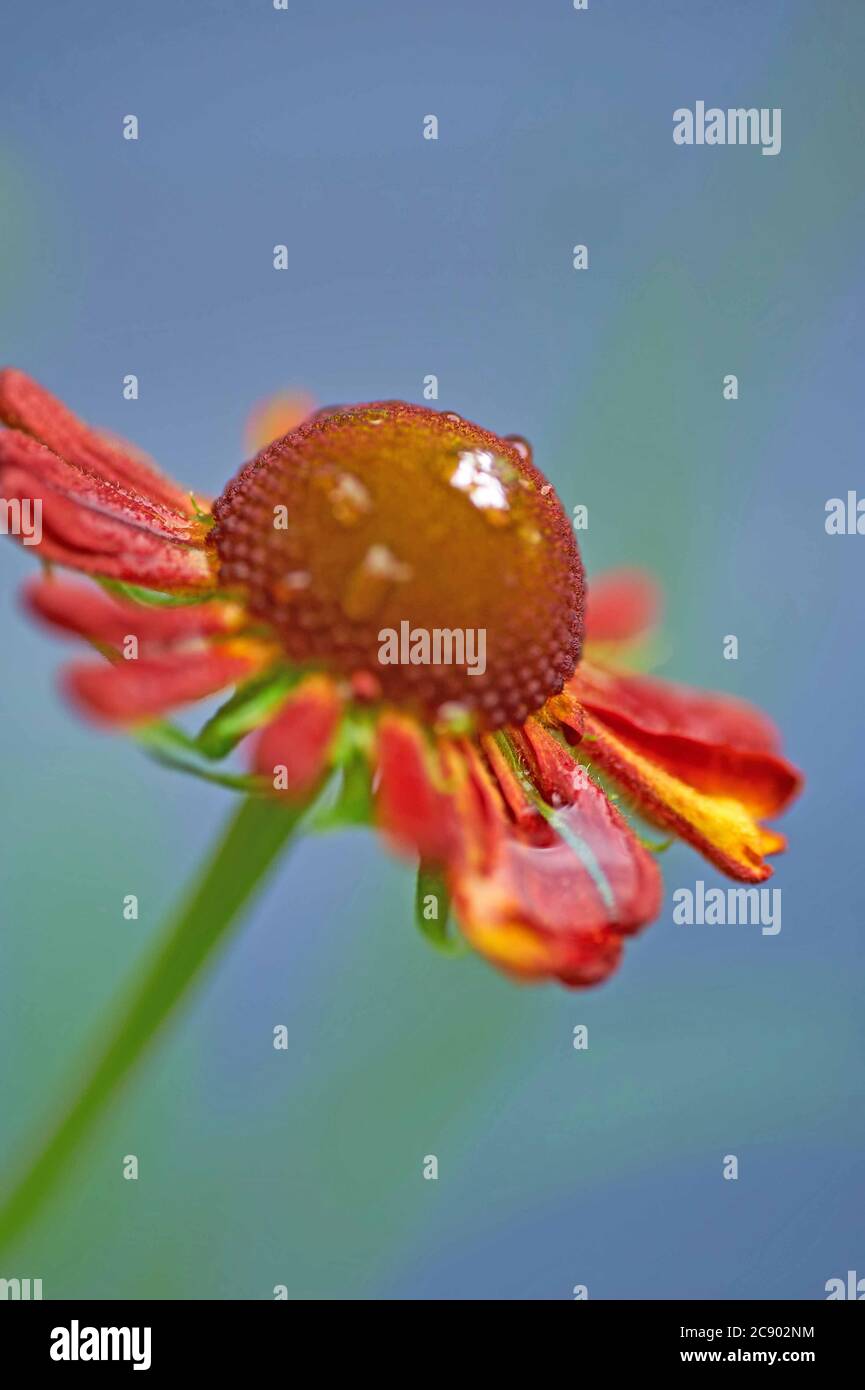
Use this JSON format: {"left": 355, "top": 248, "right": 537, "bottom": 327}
{"left": 0, "top": 793, "right": 305, "bottom": 1253}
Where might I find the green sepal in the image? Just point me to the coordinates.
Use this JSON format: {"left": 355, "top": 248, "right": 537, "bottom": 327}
{"left": 194, "top": 668, "right": 298, "bottom": 760}
{"left": 98, "top": 578, "right": 226, "bottom": 608}
{"left": 303, "top": 711, "right": 376, "bottom": 833}
{"left": 133, "top": 721, "right": 265, "bottom": 792}
{"left": 306, "top": 757, "right": 373, "bottom": 834}
{"left": 188, "top": 494, "right": 215, "bottom": 527}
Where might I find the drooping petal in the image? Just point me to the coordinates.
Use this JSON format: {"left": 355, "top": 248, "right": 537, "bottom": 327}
{"left": 253, "top": 675, "right": 342, "bottom": 797}
{"left": 584, "top": 568, "right": 661, "bottom": 646}
{"left": 374, "top": 713, "right": 462, "bottom": 864}
{"left": 0, "top": 368, "right": 195, "bottom": 515}
{"left": 759, "top": 828, "right": 787, "bottom": 856}
{"left": 0, "top": 432, "right": 214, "bottom": 589}
{"left": 64, "top": 646, "right": 261, "bottom": 724}
{"left": 581, "top": 714, "right": 785, "bottom": 883}
{"left": 509, "top": 715, "right": 587, "bottom": 807}
{"left": 556, "top": 675, "right": 801, "bottom": 820}
{"left": 24, "top": 576, "right": 242, "bottom": 650}
{"left": 453, "top": 865, "right": 626, "bottom": 987}
{"left": 0, "top": 431, "right": 199, "bottom": 542}
{"left": 446, "top": 739, "right": 662, "bottom": 986}
{"left": 595, "top": 714, "right": 797, "bottom": 819}
{"left": 479, "top": 728, "right": 548, "bottom": 838}
{"left": 571, "top": 662, "right": 782, "bottom": 754}
{"left": 372, "top": 716, "right": 662, "bottom": 986}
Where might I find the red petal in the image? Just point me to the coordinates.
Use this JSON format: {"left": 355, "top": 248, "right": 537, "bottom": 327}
{"left": 584, "top": 569, "right": 661, "bottom": 645}
{"left": 561, "top": 671, "right": 801, "bottom": 819}
{"left": 64, "top": 648, "right": 257, "bottom": 724}
{"left": 572, "top": 661, "right": 781, "bottom": 754}
{"left": 24, "top": 576, "right": 241, "bottom": 650}
{"left": 510, "top": 716, "right": 588, "bottom": 807}
{"left": 581, "top": 713, "right": 786, "bottom": 883}
{"left": 0, "top": 369, "right": 195, "bottom": 515}
{"left": 448, "top": 740, "right": 662, "bottom": 986}
{"left": 371, "top": 718, "right": 662, "bottom": 987}
{"left": 0, "top": 433, "right": 213, "bottom": 589}
{"left": 375, "top": 714, "right": 462, "bottom": 864}
{"left": 253, "top": 675, "right": 342, "bottom": 797}
{"left": 480, "top": 731, "right": 547, "bottom": 837}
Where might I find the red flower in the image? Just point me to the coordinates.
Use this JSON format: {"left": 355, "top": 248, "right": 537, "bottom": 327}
{"left": 0, "top": 370, "right": 802, "bottom": 986}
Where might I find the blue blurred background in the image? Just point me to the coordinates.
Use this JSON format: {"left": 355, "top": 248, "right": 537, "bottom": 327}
{"left": 1, "top": 0, "right": 863, "bottom": 1299}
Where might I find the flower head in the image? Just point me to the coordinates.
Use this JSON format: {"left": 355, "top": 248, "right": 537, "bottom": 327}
{"left": 0, "top": 370, "right": 802, "bottom": 986}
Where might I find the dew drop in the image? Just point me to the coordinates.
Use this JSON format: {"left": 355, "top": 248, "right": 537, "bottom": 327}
{"left": 325, "top": 471, "right": 373, "bottom": 527}
{"left": 505, "top": 434, "right": 533, "bottom": 463}
{"left": 570, "top": 765, "right": 591, "bottom": 795}
{"left": 340, "top": 543, "right": 413, "bottom": 620}
{"left": 447, "top": 447, "right": 513, "bottom": 524}
{"left": 269, "top": 570, "right": 311, "bottom": 603}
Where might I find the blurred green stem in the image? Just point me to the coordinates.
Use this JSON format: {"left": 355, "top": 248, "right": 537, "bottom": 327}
{"left": 0, "top": 794, "right": 305, "bottom": 1253}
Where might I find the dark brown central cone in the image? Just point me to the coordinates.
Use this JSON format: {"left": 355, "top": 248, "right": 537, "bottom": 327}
{"left": 211, "top": 402, "right": 583, "bottom": 728}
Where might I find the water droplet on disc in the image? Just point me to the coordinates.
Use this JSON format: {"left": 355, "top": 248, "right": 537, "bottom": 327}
{"left": 341, "top": 543, "right": 413, "bottom": 620}
{"left": 505, "top": 434, "right": 533, "bottom": 463}
{"left": 325, "top": 471, "right": 373, "bottom": 526}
